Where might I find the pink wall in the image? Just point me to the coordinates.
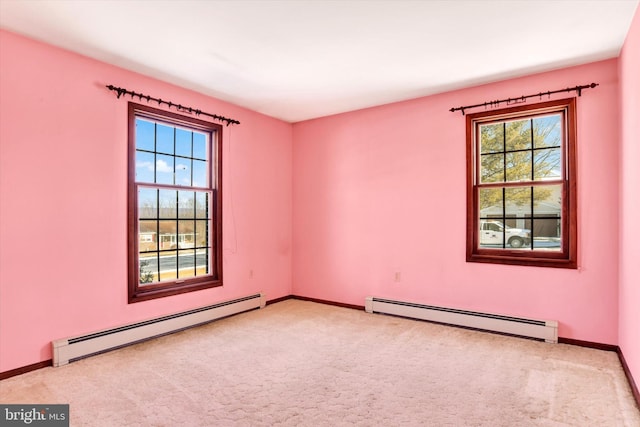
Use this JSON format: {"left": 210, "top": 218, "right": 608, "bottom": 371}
{"left": 0, "top": 30, "right": 293, "bottom": 373}
{"left": 619, "top": 6, "right": 640, "bottom": 389}
{"left": 293, "top": 60, "right": 620, "bottom": 344}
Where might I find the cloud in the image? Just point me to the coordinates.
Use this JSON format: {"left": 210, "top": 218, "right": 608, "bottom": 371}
{"left": 136, "top": 161, "right": 154, "bottom": 171}
{"left": 136, "top": 160, "right": 178, "bottom": 174}
{"left": 156, "top": 159, "right": 173, "bottom": 173}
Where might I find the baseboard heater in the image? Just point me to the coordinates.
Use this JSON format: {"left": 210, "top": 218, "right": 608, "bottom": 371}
{"left": 365, "top": 296, "right": 558, "bottom": 343}
{"left": 52, "top": 293, "right": 265, "bottom": 367}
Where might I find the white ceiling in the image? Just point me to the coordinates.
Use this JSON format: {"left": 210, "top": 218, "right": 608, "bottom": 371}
{"left": 1, "top": 0, "right": 638, "bottom": 123}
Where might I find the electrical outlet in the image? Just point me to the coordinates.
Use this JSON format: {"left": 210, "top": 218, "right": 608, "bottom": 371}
{"left": 249, "top": 269, "right": 254, "bottom": 279}
{"left": 394, "top": 272, "right": 401, "bottom": 282}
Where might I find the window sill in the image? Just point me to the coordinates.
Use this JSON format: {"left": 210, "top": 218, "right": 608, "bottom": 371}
{"left": 129, "top": 279, "right": 222, "bottom": 303}
{"left": 467, "top": 252, "right": 577, "bottom": 269}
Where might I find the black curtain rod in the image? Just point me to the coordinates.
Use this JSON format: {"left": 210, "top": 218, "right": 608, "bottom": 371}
{"left": 106, "top": 85, "right": 240, "bottom": 126}
{"left": 449, "top": 82, "right": 598, "bottom": 115}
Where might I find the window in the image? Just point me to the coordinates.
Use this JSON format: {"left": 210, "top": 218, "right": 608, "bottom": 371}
{"left": 466, "top": 98, "right": 577, "bottom": 268}
{"left": 128, "top": 103, "right": 222, "bottom": 302}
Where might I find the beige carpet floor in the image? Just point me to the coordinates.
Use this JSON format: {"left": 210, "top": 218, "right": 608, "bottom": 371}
{"left": 1, "top": 300, "right": 639, "bottom": 426}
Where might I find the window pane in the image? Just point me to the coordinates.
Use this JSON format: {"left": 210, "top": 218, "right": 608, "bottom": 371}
{"left": 479, "top": 188, "right": 503, "bottom": 216}
{"left": 156, "top": 124, "right": 174, "bottom": 155}
{"left": 532, "top": 217, "right": 561, "bottom": 250}
{"left": 139, "top": 220, "right": 158, "bottom": 252}
{"left": 178, "top": 249, "right": 196, "bottom": 278}
{"left": 505, "top": 187, "right": 531, "bottom": 217}
{"left": 195, "top": 192, "right": 208, "bottom": 219}
{"left": 480, "top": 123, "right": 504, "bottom": 154}
{"left": 193, "top": 132, "right": 207, "bottom": 160}
{"left": 138, "top": 188, "right": 157, "bottom": 219}
{"left": 505, "top": 151, "right": 532, "bottom": 182}
{"left": 159, "top": 190, "right": 177, "bottom": 218}
{"left": 195, "top": 248, "right": 208, "bottom": 274}
{"left": 135, "top": 119, "right": 155, "bottom": 151}
{"left": 480, "top": 153, "right": 504, "bottom": 183}
{"left": 175, "top": 159, "right": 192, "bottom": 187}
{"left": 505, "top": 187, "right": 533, "bottom": 249}
{"left": 195, "top": 219, "right": 210, "bottom": 275}
{"left": 139, "top": 253, "right": 158, "bottom": 285}
{"left": 533, "top": 185, "right": 562, "bottom": 250}
{"left": 156, "top": 154, "right": 174, "bottom": 185}
{"left": 533, "top": 148, "right": 562, "bottom": 181}
{"left": 195, "top": 220, "right": 209, "bottom": 249}
{"left": 193, "top": 159, "right": 208, "bottom": 187}
{"left": 178, "top": 220, "right": 195, "bottom": 249}
{"left": 533, "top": 185, "right": 562, "bottom": 216}
{"left": 479, "top": 219, "right": 505, "bottom": 248}
{"left": 135, "top": 151, "right": 155, "bottom": 183}
{"left": 159, "top": 249, "right": 178, "bottom": 282}
{"left": 505, "top": 119, "right": 532, "bottom": 151}
{"left": 533, "top": 114, "right": 562, "bottom": 148}
{"left": 158, "top": 220, "right": 177, "bottom": 250}
{"left": 175, "top": 128, "right": 192, "bottom": 157}
{"left": 178, "top": 191, "right": 195, "bottom": 218}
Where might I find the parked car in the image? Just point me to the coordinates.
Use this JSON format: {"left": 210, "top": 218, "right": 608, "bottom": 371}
{"left": 479, "top": 220, "right": 531, "bottom": 248}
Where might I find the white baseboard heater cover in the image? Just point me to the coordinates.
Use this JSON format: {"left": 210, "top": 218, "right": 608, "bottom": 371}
{"left": 52, "top": 293, "right": 266, "bottom": 367}
{"left": 365, "top": 296, "right": 558, "bottom": 343}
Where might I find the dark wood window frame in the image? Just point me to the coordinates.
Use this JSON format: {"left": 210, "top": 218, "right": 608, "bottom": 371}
{"left": 466, "top": 98, "right": 577, "bottom": 268}
{"left": 128, "top": 102, "right": 223, "bottom": 303}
